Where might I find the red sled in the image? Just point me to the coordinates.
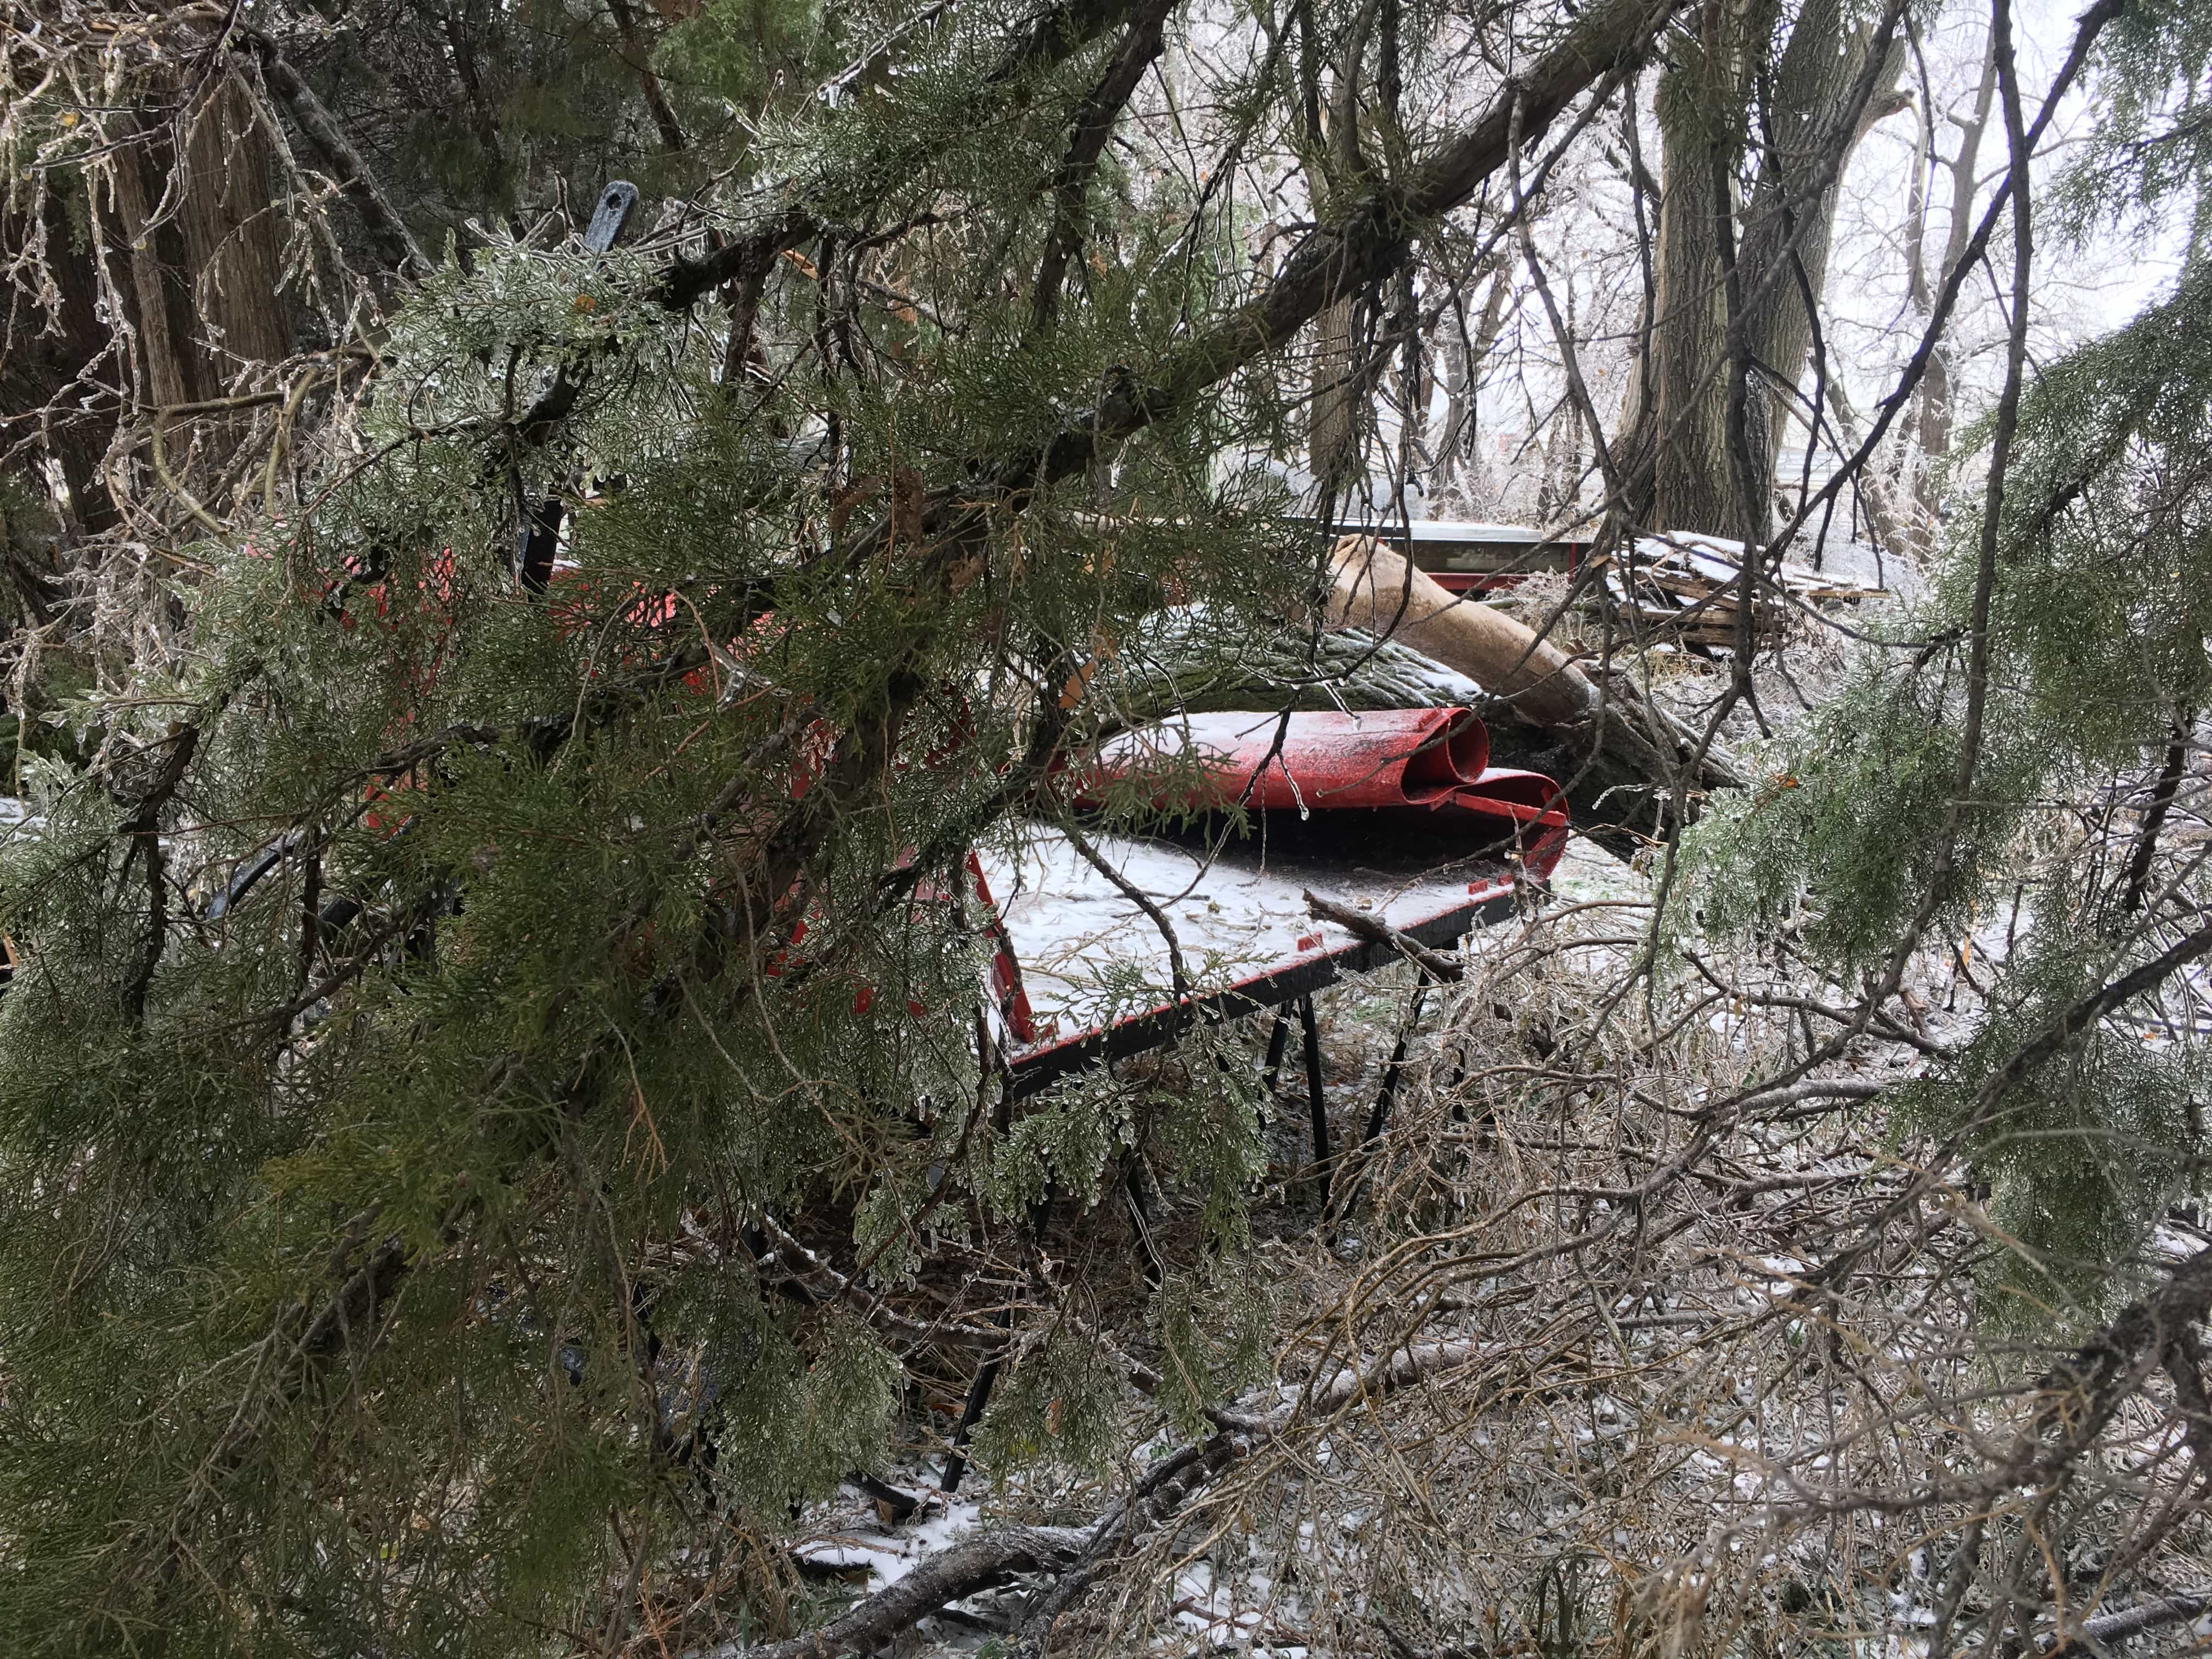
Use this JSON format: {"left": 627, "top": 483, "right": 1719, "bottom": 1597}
{"left": 978, "top": 707, "right": 1566, "bottom": 1093}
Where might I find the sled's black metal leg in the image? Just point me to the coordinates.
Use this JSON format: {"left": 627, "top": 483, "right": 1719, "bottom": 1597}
{"left": 850, "top": 1471, "right": 921, "bottom": 1519}
{"left": 1124, "top": 1153, "right": 1164, "bottom": 1290}
{"left": 1330, "top": 978, "right": 1431, "bottom": 1232}
{"left": 1301, "top": 995, "right": 1330, "bottom": 1178}
{"left": 939, "top": 1308, "right": 1010, "bottom": 1493}
{"left": 1362, "top": 978, "right": 1430, "bottom": 1148}
{"left": 1261, "top": 1008, "right": 1290, "bottom": 1093}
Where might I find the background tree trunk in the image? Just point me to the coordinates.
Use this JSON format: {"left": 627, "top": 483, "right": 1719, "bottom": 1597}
{"left": 1738, "top": 0, "right": 1907, "bottom": 521}
{"left": 1621, "top": 0, "right": 1897, "bottom": 541}
{"left": 177, "top": 77, "right": 296, "bottom": 376}
{"left": 1622, "top": 0, "right": 1769, "bottom": 535}
{"left": 1908, "top": 28, "right": 1998, "bottom": 558}
{"left": 107, "top": 118, "right": 206, "bottom": 414}
{"left": 1431, "top": 253, "right": 1511, "bottom": 502}
{"left": 1306, "top": 3, "right": 1381, "bottom": 497}
{"left": 1310, "top": 294, "right": 1362, "bottom": 487}
{"left": 108, "top": 76, "right": 295, "bottom": 423}
{"left": 2, "top": 177, "right": 121, "bottom": 539}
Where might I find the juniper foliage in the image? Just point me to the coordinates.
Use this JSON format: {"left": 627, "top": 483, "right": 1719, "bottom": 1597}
{"left": 0, "top": 0, "right": 1595, "bottom": 1647}
{"left": 1681, "top": 0, "right": 2212, "bottom": 1317}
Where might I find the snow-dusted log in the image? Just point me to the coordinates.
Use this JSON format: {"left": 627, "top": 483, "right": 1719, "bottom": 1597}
{"left": 696, "top": 1526, "right": 1091, "bottom": 1659}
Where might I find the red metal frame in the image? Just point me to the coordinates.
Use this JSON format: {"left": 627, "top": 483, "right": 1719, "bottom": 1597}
{"left": 985, "top": 707, "right": 1567, "bottom": 1092}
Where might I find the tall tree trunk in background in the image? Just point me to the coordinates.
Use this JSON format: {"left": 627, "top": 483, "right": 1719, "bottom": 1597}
{"left": 1620, "top": 0, "right": 1898, "bottom": 541}
{"left": 1431, "top": 256, "right": 1511, "bottom": 503}
{"left": 106, "top": 75, "right": 295, "bottom": 453}
{"left": 1306, "top": 1, "right": 1380, "bottom": 500}
{"left": 1535, "top": 266, "right": 1584, "bottom": 523}
{"left": 177, "top": 77, "right": 295, "bottom": 375}
{"left": 108, "top": 117, "right": 206, "bottom": 414}
{"left": 1905, "top": 27, "right": 1997, "bottom": 559}
{"left": 2, "top": 177, "right": 122, "bottom": 539}
{"left": 3, "top": 74, "right": 294, "bottom": 724}
{"left": 1737, "top": 0, "right": 1905, "bottom": 522}
{"left": 1628, "top": 0, "right": 1774, "bottom": 537}
{"left": 1310, "top": 294, "right": 1361, "bottom": 488}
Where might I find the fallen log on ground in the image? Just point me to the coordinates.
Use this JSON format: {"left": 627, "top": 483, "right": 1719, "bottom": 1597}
{"left": 687, "top": 1333, "right": 1502, "bottom": 1659}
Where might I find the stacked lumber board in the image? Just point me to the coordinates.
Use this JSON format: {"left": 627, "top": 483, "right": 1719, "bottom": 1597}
{"left": 1593, "top": 534, "right": 1886, "bottom": 651}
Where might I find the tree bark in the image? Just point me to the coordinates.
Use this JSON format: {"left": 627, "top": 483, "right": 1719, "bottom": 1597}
{"left": 1031, "top": 0, "right": 1177, "bottom": 328}
{"left": 1310, "top": 294, "right": 1362, "bottom": 486}
{"left": 1737, "top": 0, "right": 1906, "bottom": 517}
{"left": 107, "top": 119, "right": 207, "bottom": 414}
{"left": 1907, "top": 27, "right": 1997, "bottom": 558}
{"left": 106, "top": 74, "right": 297, "bottom": 417}
{"left": 1306, "top": 6, "right": 1383, "bottom": 494}
{"left": 1628, "top": 0, "right": 1775, "bottom": 536}
{"left": 1327, "top": 536, "right": 1593, "bottom": 726}
{"left": 1620, "top": 0, "right": 1900, "bottom": 539}
{"left": 1432, "top": 255, "right": 1510, "bottom": 499}
{"left": 2, "top": 176, "right": 122, "bottom": 536}
{"left": 178, "top": 77, "right": 296, "bottom": 375}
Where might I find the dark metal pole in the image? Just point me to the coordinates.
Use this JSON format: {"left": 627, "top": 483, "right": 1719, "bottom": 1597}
{"left": 1362, "top": 977, "right": 1430, "bottom": 1148}
{"left": 1261, "top": 1006, "right": 1291, "bottom": 1092}
{"left": 1301, "top": 995, "right": 1330, "bottom": 1177}
{"left": 939, "top": 1306, "right": 1011, "bottom": 1493}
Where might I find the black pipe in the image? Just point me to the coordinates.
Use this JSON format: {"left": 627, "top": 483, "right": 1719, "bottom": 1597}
{"left": 1362, "top": 978, "right": 1430, "bottom": 1148}
{"left": 1301, "top": 995, "right": 1330, "bottom": 1182}
{"left": 1261, "top": 1007, "right": 1290, "bottom": 1093}
{"left": 938, "top": 1305, "right": 1012, "bottom": 1493}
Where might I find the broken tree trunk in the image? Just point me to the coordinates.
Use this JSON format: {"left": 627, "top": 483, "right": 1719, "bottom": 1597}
{"left": 1324, "top": 535, "right": 1743, "bottom": 857}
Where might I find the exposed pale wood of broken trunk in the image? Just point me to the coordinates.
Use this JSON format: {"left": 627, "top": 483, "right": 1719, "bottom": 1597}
{"left": 1327, "top": 535, "right": 1596, "bottom": 727}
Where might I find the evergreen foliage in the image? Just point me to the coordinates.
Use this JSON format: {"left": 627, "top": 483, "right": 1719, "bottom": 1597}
{"left": 0, "top": 0, "right": 1519, "bottom": 1645}
{"left": 10, "top": 0, "right": 2212, "bottom": 1646}
{"left": 1681, "top": 0, "right": 2212, "bottom": 1317}
{"left": 312, "top": 0, "right": 832, "bottom": 234}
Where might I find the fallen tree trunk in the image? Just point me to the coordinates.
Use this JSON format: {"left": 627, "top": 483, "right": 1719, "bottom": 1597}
{"left": 1326, "top": 537, "right": 1596, "bottom": 729}
{"left": 1325, "top": 536, "right": 1745, "bottom": 858}
{"left": 700, "top": 1525, "right": 1094, "bottom": 1659}
{"left": 687, "top": 1334, "right": 1504, "bottom": 1659}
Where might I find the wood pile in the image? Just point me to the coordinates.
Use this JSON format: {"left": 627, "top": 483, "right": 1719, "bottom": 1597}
{"left": 1594, "top": 535, "right": 1886, "bottom": 651}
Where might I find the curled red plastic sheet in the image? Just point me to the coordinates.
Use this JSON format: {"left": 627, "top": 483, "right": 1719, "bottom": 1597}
{"left": 1076, "top": 708, "right": 1567, "bottom": 878}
